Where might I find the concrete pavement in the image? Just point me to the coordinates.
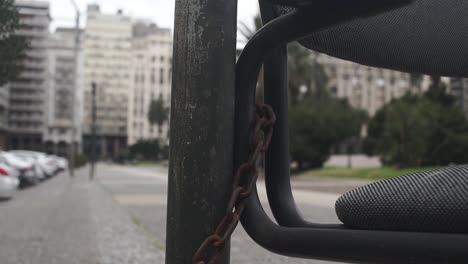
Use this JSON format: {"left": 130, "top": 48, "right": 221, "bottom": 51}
{"left": 0, "top": 168, "right": 163, "bottom": 264}
{"left": 97, "top": 164, "right": 350, "bottom": 264}
{"left": 0, "top": 163, "right": 364, "bottom": 263}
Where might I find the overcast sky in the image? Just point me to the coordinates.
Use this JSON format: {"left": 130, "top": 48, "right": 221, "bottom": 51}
{"left": 49, "top": 0, "right": 259, "bottom": 33}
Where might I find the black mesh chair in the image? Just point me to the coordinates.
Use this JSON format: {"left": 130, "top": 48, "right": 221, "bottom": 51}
{"left": 235, "top": 0, "right": 468, "bottom": 263}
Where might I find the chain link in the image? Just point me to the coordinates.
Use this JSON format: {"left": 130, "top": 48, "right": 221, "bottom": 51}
{"left": 192, "top": 103, "right": 276, "bottom": 264}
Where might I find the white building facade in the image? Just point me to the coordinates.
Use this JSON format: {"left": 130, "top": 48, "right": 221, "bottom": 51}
{"left": 127, "top": 22, "right": 172, "bottom": 146}
{"left": 44, "top": 27, "right": 82, "bottom": 156}
{"left": 9, "top": 0, "right": 50, "bottom": 150}
{"left": 319, "top": 54, "right": 430, "bottom": 116}
{"left": 82, "top": 5, "right": 132, "bottom": 158}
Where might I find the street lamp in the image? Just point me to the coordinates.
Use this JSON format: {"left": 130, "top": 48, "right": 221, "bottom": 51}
{"left": 69, "top": 0, "right": 80, "bottom": 176}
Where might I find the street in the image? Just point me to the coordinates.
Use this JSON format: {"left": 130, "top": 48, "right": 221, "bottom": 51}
{"left": 0, "top": 164, "right": 368, "bottom": 264}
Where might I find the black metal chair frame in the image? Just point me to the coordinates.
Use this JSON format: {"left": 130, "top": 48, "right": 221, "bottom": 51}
{"left": 234, "top": 1, "right": 468, "bottom": 263}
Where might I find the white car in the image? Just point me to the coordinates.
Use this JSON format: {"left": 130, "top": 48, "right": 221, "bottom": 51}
{"left": 9, "top": 151, "right": 57, "bottom": 178}
{"left": 54, "top": 156, "right": 69, "bottom": 171}
{"left": 0, "top": 151, "right": 40, "bottom": 186}
{"left": 0, "top": 163, "right": 20, "bottom": 199}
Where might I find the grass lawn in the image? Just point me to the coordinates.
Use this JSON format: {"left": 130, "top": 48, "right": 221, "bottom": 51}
{"left": 301, "top": 166, "right": 441, "bottom": 180}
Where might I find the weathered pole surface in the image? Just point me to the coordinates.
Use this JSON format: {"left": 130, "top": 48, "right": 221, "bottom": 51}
{"left": 89, "top": 82, "right": 97, "bottom": 181}
{"left": 166, "top": 0, "right": 238, "bottom": 263}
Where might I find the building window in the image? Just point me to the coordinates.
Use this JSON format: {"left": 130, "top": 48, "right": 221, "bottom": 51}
{"left": 160, "top": 56, "right": 164, "bottom": 62}
{"left": 151, "top": 70, "right": 155, "bottom": 84}
{"left": 160, "top": 68, "right": 164, "bottom": 84}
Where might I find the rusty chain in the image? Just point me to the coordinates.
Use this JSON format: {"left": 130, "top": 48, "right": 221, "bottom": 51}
{"left": 192, "top": 103, "right": 276, "bottom": 264}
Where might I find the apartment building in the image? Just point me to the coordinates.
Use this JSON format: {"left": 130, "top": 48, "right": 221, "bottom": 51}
{"left": 319, "top": 54, "right": 430, "bottom": 116}
{"left": 43, "top": 27, "right": 82, "bottom": 156}
{"left": 127, "top": 22, "right": 172, "bottom": 146}
{"left": 9, "top": 0, "right": 50, "bottom": 150}
{"left": 82, "top": 4, "right": 132, "bottom": 159}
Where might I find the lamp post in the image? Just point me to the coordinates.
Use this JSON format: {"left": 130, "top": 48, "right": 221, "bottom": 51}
{"left": 90, "top": 82, "right": 97, "bottom": 181}
{"left": 165, "top": 0, "right": 238, "bottom": 263}
{"left": 68, "top": 0, "right": 80, "bottom": 176}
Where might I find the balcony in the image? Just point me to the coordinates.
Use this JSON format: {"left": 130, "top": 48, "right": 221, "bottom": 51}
{"left": 9, "top": 93, "right": 43, "bottom": 101}
{"left": 9, "top": 114, "right": 43, "bottom": 122}
{"left": 9, "top": 104, "right": 43, "bottom": 112}
{"left": 24, "top": 50, "right": 47, "bottom": 59}
{"left": 16, "top": 29, "right": 47, "bottom": 38}
{"left": 9, "top": 82, "right": 44, "bottom": 91}
{"left": 22, "top": 60, "right": 45, "bottom": 70}
{"left": 18, "top": 71, "right": 46, "bottom": 81}
{"left": 8, "top": 125, "right": 43, "bottom": 134}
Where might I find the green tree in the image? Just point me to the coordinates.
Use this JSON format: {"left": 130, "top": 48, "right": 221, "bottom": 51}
{"left": 423, "top": 78, "right": 468, "bottom": 165}
{"left": 364, "top": 91, "right": 468, "bottom": 167}
{"left": 0, "top": 0, "right": 27, "bottom": 86}
{"left": 287, "top": 42, "right": 327, "bottom": 105}
{"left": 364, "top": 95, "right": 433, "bottom": 167}
{"left": 129, "top": 139, "right": 161, "bottom": 160}
{"left": 148, "top": 95, "right": 169, "bottom": 135}
{"left": 424, "top": 76, "right": 455, "bottom": 107}
{"left": 424, "top": 104, "right": 468, "bottom": 166}
{"left": 290, "top": 89, "right": 367, "bottom": 170}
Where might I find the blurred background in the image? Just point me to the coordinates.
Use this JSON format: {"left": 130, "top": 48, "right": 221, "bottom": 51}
{"left": 1, "top": 0, "right": 467, "bottom": 176}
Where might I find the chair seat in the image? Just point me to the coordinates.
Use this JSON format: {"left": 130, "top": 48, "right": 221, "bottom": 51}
{"left": 335, "top": 165, "right": 468, "bottom": 233}
{"left": 277, "top": 1, "right": 468, "bottom": 78}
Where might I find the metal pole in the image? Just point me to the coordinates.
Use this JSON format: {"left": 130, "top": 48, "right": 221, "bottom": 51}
{"left": 69, "top": 5, "right": 80, "bottom": 176}
{"left": 90, "top": 82, "right": 97, "bottom": 181}
{"left": 165, "top": 0, "right": 238, "bottom": 263}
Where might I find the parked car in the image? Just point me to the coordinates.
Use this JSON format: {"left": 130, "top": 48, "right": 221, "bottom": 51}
{"left": 0, "top": 163, "right": 20, "bottom": 199}
{"left": 53, "top": 156, "right": 69, "bottom": 172}
{"left": 0, "top": 151, "right": 40, "bottom": 186}
{"left": 9, "top": 151, "right": 58, "bottom": 178}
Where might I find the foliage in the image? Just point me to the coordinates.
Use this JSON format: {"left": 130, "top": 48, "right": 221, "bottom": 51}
{"left": 287, "top": 42, "right": 327, "bottom": 105}
{"left": 364, "top": 81, "right": 468, "bottom": 167}
{"left": 286, "top": 35, "right": 364, "bottom": 170}
{"left": 289, "top": 89, "right": 367, "bottom": 169}
{"left": 74, "top": 154, "right": 88, "bottom": 168}
{"left": 148, "top": 95, "right": 169, "bottom": 133}
{"left": 0, "top": 0, "right": 27, "bottom": 86}
{"left": 301, "top": 166, "right": 441, "bottom": 180}
{"left": 424, "top": 76, "right": 455, "bottom": 107}
{"left": 363, "top": 95, "right": 433, "bottom": 167}
{"left": 128, "top": 139, "right": 162, "bottom": 161}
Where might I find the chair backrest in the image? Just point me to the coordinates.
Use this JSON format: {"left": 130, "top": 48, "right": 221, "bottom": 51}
{"left": 273, "top": 1, "right": 468, "bottom": 77}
